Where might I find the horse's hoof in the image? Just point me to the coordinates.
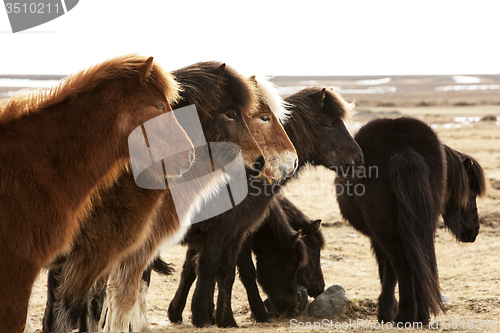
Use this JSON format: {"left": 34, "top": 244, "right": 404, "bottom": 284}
{"left": 254, "top": 313, "right": 271, "bottom": 323}
{"left": 167, "top": 308, "right": 182, "bottom": 324}
{"left": 218, "top": 322, "right": 239, "bottom": 328}
{"left": 168, "top": 317, "right": 182, "bottom": 325}
{"left": 192, "top": 321, "right": 212, "bottom": 328}
{"left": 393, "top": 314, "right": 417, "bottom": 328}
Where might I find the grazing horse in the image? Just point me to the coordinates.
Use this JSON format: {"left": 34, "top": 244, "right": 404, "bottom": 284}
{"left": 149, "top": 195, "right": 324, "bottom": 319}
{"left": 279, "top": 197, "right": 325, "bottom": 298}
{"left": 335, "top": 117, "right": 486, "bottom": 325}
{"left": 239, "top": 196, "right": 325, "bottom": 318}
{"left": 0, "top": 54, "right": 191, "bottom": 333}
{"left": 42, "top": 61, "right": 265, "bottom": 333}
{"left": 442, "top": 145, "right": 486, "bottom": 242}
{"left": 168, "top": 87, "right": 363, "bottom": 328}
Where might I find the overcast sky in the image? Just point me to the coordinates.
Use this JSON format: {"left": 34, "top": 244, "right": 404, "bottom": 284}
{"left": 1, "top": 0, "right": 499, "bottom": 76}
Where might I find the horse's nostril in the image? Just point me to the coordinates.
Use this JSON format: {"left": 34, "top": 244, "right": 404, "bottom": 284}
{"left": 189, "top": 151, "right": 195, "bottom": 163}
{"left": 252, "top": 155, "right": 265, "bottom": 172}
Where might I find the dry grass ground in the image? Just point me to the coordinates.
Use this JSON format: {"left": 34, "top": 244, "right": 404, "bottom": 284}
{"left": 25, "top": 104, "right": 500, "bottom": 332}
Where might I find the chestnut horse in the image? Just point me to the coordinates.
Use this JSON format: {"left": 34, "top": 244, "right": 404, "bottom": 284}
{"left": 335, "top": 117, "right": 486, "bottom": 325}
{"left": 0, "top": 54, "right": 192, "bottom": 333}
{"left": 42, "top": 62, "right": 265, "bottom": 332}
{"left": 167, "top": 87, "right": 364, "bottom": 328}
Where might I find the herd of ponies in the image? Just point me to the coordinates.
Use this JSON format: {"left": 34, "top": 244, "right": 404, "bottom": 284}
{"left": 0, "top": 54, "right": 487, "bottom": 333}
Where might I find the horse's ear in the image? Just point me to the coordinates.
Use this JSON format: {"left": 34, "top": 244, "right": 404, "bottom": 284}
{"left": 216, "top": 63, "right": 226, "bottom": 77}
{"left": 310, "top": 219, "right": 322, "bottom": 233}
{"left": 302, "top": 219, "right": 322, "bottom": 235}
{"left": 462, "top": 157, "right": 473, "bottom": 171}
{"left": 249, "top": 75, "right": 258, "bottom": 86}
{"left": 309, "top": 88, "right": 326, "bottom": 109}
{"left": 138, "top": 57, "right": 154, "bottom": 84}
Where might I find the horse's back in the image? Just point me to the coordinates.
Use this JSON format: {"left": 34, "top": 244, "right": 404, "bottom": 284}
{"left": 355, "top": 117, "right": 442, "bottom": 169}
{"left": 339, "top": 117, "right": 445, "bottom": 237}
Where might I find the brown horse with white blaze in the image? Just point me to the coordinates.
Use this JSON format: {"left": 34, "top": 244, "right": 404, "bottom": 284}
{"left": 0, "top": 54, "right": 191, "bottom": 333}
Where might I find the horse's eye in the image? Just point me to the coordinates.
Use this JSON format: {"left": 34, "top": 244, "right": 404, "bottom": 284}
{"left": 260, "top": 115, "right": 271, "bottom": 122}
{"left": 225, "top": 112, "right": 237, "bottom": 120}
{"left": 325, "top": 123, "right": 334, "bottom": 128}
{"left": 155, "top": 103, "right": 165, "bottom": 111}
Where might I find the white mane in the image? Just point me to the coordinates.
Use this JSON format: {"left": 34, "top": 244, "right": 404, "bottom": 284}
{"left": 253, "top": 75, "right": 292, "bottom": 124}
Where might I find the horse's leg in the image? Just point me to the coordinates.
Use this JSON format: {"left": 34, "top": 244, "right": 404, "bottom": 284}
{"left": 42, "top": 266, "right": 62, "bottom": 332}
{"left": 130, "top": 266, "right": 152, "bottom": 332}
{"left": 103, "top": 257, "right": 148, "bottom": 333}
{"left": 372, "top": 243, "right": 397, "bottom": 322}
{"left": 208, "top": 279, "right": 216, "bottom": 325}
{"left": 236, "top": 237, "right": 270, "bottom": 323}
{"left": 214, "top": 241, "right": 240, "bottom": 328}
{"left": 0, "top": 252, "right": 39, "bottom": 333}
{"left": 51, "top": 257, "right": 113, "bottom": 332}
{"left": 98, "top": 285, "right": 109, "bottom": 331}
{"left": 191, "top": 235, "right": 224, "bottom": 328}
{"left": 82, "top": 273, "right": 108, "bottom": 332}
{"left": 168, "top": 248, "right": 198, "bottom": 324}
{"left": 390, "top": 249, "right": 417, "bottom": 324}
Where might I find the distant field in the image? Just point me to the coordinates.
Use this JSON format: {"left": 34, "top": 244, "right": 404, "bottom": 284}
{"left": 2, "top": 74, "right": 500, "bottom": 107}
{"left": 271, "top": 74, "right": 500, "bottom": 107}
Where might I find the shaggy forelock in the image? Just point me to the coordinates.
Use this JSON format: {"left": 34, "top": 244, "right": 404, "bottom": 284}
{"left": 172, "top": 61, "right": 258, "bottom": 118}
{"left": 444, "top": 145, "right": 487, "bottom": 208}
{"left": 324, "top": 89, "right": 356, "bottom": 121}
{"left": 252, "top": 76, "right": 292, "bottom": 124}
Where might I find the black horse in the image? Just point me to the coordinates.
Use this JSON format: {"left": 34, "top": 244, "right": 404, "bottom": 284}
{"left": 335, "top": 117, "right": 486, "bottom": 325}
{"left": 168, "top": 87, "right": 363, "bottom": 328}
{"left": 241, "top": 196, "right": 325, "bottom": 318}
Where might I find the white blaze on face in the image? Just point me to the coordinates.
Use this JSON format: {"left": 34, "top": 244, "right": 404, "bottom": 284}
{"left": 253, "top": 76, "right": 298, "bottom": 179}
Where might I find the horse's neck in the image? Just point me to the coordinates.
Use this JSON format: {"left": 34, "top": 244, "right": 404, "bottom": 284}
{"left": 26, "top": 100, "right": 125, "bottom": 211}
{"left": 166, "top": 160, "right": 230, "bottom": 227}
{"left": 283, "top": 118, "right": 313, "bottom": 168}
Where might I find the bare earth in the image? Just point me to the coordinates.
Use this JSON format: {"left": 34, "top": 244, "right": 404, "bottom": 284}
{"left": 23, "top": 86, "right": 500, "bottom": 332}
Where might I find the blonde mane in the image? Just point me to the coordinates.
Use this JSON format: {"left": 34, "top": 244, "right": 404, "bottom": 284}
{"left": 0, "top": 54, "right": 180, "bottom": 125}
{"left": 252, "top": 76, "right": 292, "bottom": 124}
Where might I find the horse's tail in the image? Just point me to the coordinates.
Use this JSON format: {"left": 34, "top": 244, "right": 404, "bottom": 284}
{"left": 388, "top": 151, "right": 445, "bottom": 317}
{"left": 150, "top": 256, "right": 174, "bottom": 276}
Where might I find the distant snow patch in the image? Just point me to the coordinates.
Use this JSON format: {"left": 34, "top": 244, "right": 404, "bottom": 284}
{"left": 452, "top": 75, "right": 481, "bottom": 84}
{"left": 357, "top": 77, "right": 391, "bottom": 85}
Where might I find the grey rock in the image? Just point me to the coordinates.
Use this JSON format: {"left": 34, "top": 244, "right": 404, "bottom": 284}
{"left": 441, "top": 294, "right": 450, "bottom": 303}
{"left": 308, "top": 285, "right": 349, "bottom": 318}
